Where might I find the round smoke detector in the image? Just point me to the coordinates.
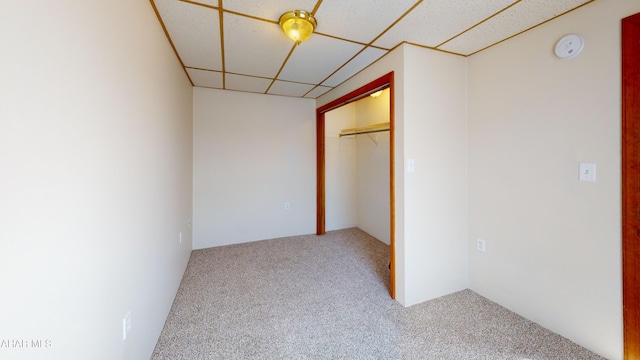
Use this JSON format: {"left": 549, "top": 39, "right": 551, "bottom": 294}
{"left": 554, "top": 34, "right": 585, "bottom": 59}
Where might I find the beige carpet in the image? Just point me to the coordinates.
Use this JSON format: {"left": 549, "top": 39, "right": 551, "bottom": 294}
{"left": 151, "top": 228, "right": 604, "bottom": 359}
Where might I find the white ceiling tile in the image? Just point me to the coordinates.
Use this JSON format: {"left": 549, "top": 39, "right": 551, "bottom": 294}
{"left": 314, "top": 0, "right": 418, "bottom": 44}
{"left": 187, "top": 68, "right": 223, "bottom": 88}
{"left": 439, "top": 0, "right": 593, "bottom": 55}
{"left": 322, "top": 47, "right": 388, "bottom": 87}
{"left": 222, "top": 0, "right": 317, "bottom": 22}
{"left": 154, "top": 0, "right": 222, "bottom": 70}
{"left": 279, "top": 35, "right": 364, "bottom": 84}
{"left": 374, "top": 0, "right": 516, "bottom": 50}
{"left": 268, "top": 81, "right": 315, "bottom": 98}
{"left": 187, "top": 0, "right": 218, "bottom": 8}
{"left": 223, "top": 12, "right": 293, "bottom": 78}
{"left": 225, "top": 73, "right": 271, "bottom": 94}
{"left": 304, "top": 86, "right": 333, "bottom": 99}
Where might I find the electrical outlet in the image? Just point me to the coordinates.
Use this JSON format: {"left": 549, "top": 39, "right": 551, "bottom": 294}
{"left": 123, "top": 311, "right": 131, "bottom": 340}
{"left": 284, "top": 202, "right": 290, "bottom": 210}
{"left": 188, "top": 218, "right": 192, "bottom": 226}
{"left": 179, "top": 232, "right": 182, "bottom": 244}
{"left": 476, "top": 238, "right": 486, "bottom": 253}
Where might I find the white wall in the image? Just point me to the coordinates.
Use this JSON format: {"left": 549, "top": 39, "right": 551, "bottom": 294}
{"left": 0, "top": 2, "right": 193, "bottom": 360}
{"left": 193, "top": 88, "right": 316, "bottom": 249}
{"left": 356, "top": 90, "right": 391, "bottom": 244}
{"left": 325, "top": 103, "right": 358, "bottom": 231}
{"left": 467, "top": 1, "right": 640, "bottom": 359}
{"left": 402, "top": 46, "right": 469, "bottom": 305}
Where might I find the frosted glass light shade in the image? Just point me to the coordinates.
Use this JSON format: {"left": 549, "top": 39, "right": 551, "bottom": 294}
{"left": 279, "top": 10, "right": 316, "bottom": 44}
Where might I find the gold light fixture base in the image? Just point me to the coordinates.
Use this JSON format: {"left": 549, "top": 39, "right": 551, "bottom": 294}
{"left": 279, "top": 10, "right": 317, "bottom": 45}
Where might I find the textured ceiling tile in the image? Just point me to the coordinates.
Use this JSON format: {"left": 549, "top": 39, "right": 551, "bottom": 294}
{"left": 187, "top": 68, "right": 223, "bottom": 88}
{"left": 439, "top": 0, "right": 593, "bottom": 55}
{"left": 268, "top": 81, "right": 315, "bottom": 97}
{"left": 222, "top": 0, "right": 316, "bottom": 21}
{"left": 223, "top": 12, "right": 293, "bottom": 78}
{"left": 154, "top": 0, "right": 222, "bottom": 70}
{"left": 322, "top": 47, "right": 388, "bottom": 87}
{"left": 187, "top": 0, "right": 218, "bottom": 8}
{"left": 314, "top": 0, "right": 418, "bottom": 44}
{"left": 225, "top": 73, "right": 271, "bottom": 94}
{"left": 304, "top": 86, "right": 333, "bottom": 99}
{"left": 279, "top": 35, "right": 364, "bottom": 84}
{"left": 374, "top": 0, "right": 516, "bottom": 50}
{"left": 222, "top": 0, "right": 317, "bottom": 22}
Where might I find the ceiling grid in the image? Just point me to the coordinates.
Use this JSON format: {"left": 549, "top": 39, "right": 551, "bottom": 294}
{"left": 151, "top": 0, "right": 595, "bottom": 98}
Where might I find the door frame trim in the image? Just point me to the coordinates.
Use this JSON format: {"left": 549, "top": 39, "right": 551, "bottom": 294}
{"left": 622, "top": 12, "right": 640, "bottom": 359}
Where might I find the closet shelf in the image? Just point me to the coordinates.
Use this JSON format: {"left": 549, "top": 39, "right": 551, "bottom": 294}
{"left": 339, "top": 122, "right": 390, "bottom": 137}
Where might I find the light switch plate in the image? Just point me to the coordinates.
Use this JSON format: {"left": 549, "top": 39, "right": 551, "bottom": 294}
{"left": 476, "top": 238, "right": 486, "bottom": 252}
{"left": 579, "top": 163, "right": 596, "bottom": 182}
{"left": 407, "top": 159, "right": 415, "bottom": 173}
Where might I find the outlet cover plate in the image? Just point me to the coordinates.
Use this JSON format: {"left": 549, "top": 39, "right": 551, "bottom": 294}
{"left": 123, "top": 311, "right": 131, "bottom": 340}
{"left": 476, "top": 238, "right": 486, "bottom": 252}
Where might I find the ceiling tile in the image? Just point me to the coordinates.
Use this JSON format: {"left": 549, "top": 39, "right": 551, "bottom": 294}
{"left": 304, "top": 86, "right": 333, "bottom": 99}
{"left": 314, "top": 0, "right": 418, "bottom": 44}
{"left": 223, "top": 12, "right": 293, "bottom": 78}
{"left": 187, "top": 0, "right": 218, "bottom": 8}
{"left": 187, "top": 68, "right": 223, "bottom": 88}
{"left": 267, "top": 81, "right": 315, "bottom": 98}
{"left": 374, "top": 0, "right": 516, "bottom": 50}
{"left": 322, "top": 47, "right": 388, "bottom": 87}
{"left": 439, "top": 0, "right": 592, "bottom": 55}
{"left": 279, "top": 35, "right": 364, "bottom": 84}
{"left": 225, "top": 73, "right": 271, "bottom": 94}
{"left": 154, "top": 0, "right": 222, "bottom": 70}
{"left": 222, "top": 0, "right": 318, "bottom": 22}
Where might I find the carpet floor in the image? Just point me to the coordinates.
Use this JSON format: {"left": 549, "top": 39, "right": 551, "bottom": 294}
{"left": 151, "top": 228, "right": 604, "bottom": 359}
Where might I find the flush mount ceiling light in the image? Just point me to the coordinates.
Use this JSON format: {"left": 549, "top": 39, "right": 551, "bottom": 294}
{"left": 279, "top": 10, "right": 317, "bottom": 45}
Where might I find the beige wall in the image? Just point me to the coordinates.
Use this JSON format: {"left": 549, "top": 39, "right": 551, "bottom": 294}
{"left": 467, "top": 1, "right": 640, "bottom": 358}
{"left": 0, "top": 2, "right": 193, "bottom": 359}
{"left": 402, "top": 45, "right": 469, "bottom": 306}
{"left": 325, "top": 103, "right": 358, "bottom": 231}
{"left": 192, "top": 88, "right": 316, "bottom": 249}
{"left": 356, "top": 90, "right": 391, "bottom": 244}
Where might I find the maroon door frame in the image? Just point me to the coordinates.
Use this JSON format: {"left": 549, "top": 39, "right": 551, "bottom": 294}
{"left": 622, "top": 12, "right": 640, "bottom": 359}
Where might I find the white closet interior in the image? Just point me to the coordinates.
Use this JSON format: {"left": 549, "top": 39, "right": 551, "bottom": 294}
{"left": 324, "top": 89, "right": 391, "bottom": 244}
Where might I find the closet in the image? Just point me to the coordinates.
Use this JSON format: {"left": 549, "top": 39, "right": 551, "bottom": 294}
{"left": 324, "top": 89, "right": 391, "bottom": 245}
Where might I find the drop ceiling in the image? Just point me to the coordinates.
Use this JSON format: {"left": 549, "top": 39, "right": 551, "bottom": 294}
{"left": 151, "top": 0, "right": 595, "bottom": 99}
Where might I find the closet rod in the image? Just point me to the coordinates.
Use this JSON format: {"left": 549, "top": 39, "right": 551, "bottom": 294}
{"left": 339, "top": 122, "right": 390, "bottom": 137}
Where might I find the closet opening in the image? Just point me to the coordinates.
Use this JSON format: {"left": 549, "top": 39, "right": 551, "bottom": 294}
{"left": 315, "top": 72, "right": 395, "bottom": 298}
